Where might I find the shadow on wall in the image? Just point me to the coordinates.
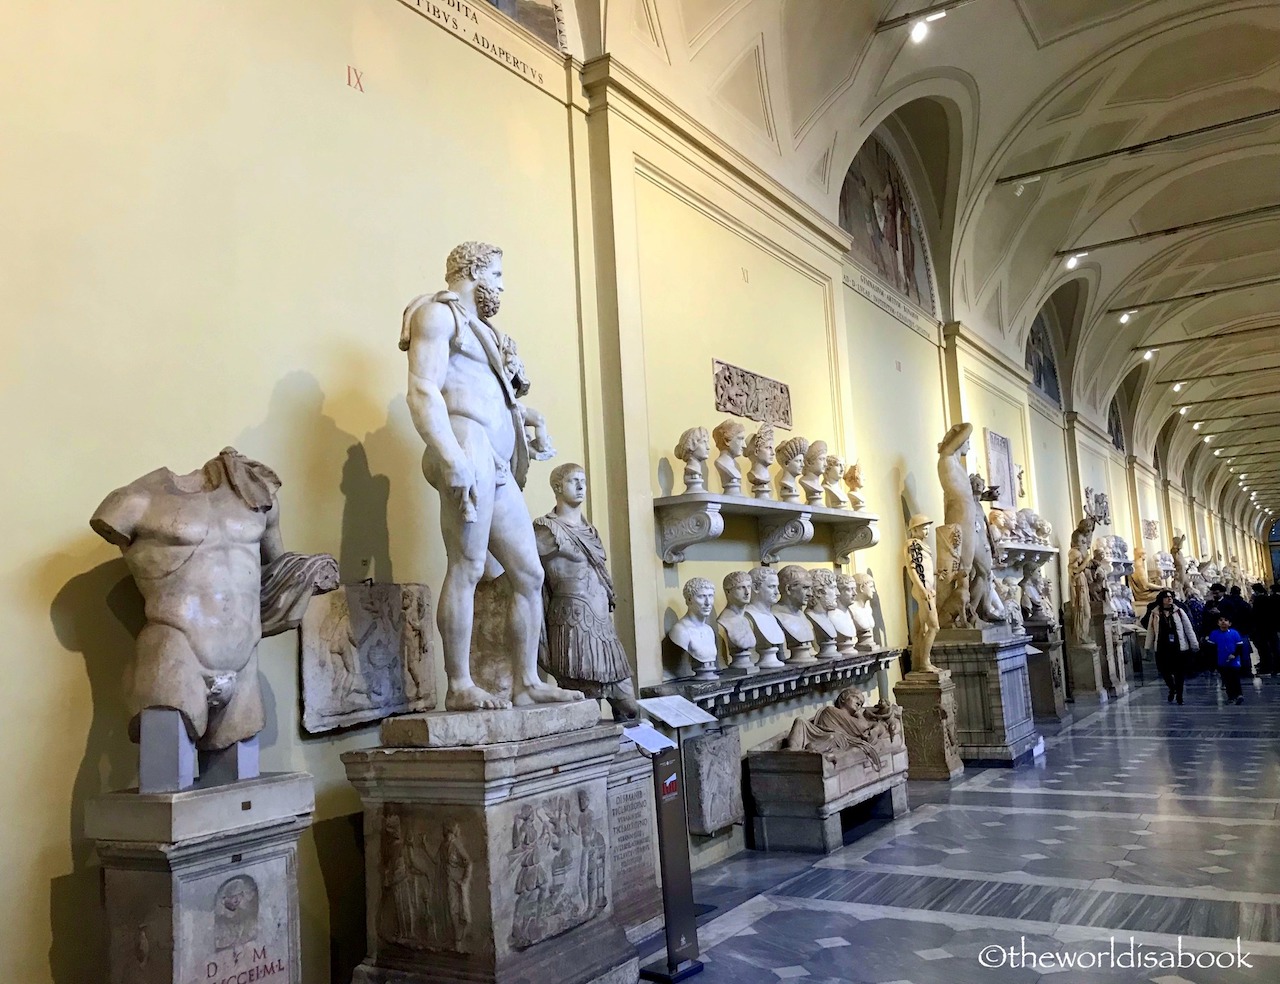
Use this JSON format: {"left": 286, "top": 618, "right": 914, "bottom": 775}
{"left": 47, "top": 552, "right": 142, "bottom": 984}
{"left": 45, "top": 370, "right": 414, "bottom": 982}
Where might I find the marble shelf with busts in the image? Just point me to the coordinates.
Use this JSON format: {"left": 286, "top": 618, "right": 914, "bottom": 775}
{"left": 641, "top": 647, "right": 900, "bottom": 720}
{"left": 653, "top": 491, "right": 879, "bottom": 565}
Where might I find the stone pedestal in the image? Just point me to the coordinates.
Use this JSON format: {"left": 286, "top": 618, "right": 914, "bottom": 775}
{"left": 894, "top": 668, "right": 964, "bottom": 781}
{"left": 85, "top": 772, "right": 314, "bottom": 984}
{"left": 1066, "top": 642, "right": 1108, "bottom": 705}
{"left": 608, "top": 741, "right": 663, "bottom": 944}
{"left": 933, "top": 630, "right": 1043, "bottom": 766}
{"left": 746, "top": 735, "right": 908, "bottom": 853}
{"left": 342, "top": 723, "right": 639, "bottom": 984}
{"left": 1023, "top": 619, "right": 1070, "bottom": 724}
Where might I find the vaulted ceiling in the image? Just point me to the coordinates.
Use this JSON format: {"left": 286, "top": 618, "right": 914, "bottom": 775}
{"left": 572, "top": 0, "right": 1280, "bottom": 529}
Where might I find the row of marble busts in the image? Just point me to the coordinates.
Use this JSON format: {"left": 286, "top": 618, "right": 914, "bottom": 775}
{"left": 666, "top": 565, "right": 878, "bottom": 681}
{"left": 673, "top": 421, "right": 866, "bottom": 509}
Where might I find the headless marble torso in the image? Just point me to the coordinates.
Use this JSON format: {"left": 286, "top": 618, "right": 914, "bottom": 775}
{"left": 92, "top": 464, "right": 279, "bottom": 749}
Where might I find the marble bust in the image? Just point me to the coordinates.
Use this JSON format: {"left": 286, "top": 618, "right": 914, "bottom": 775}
{"left": 822, "top": 454, "right": 847, "bottom": 508}
{"left": 773, "top": 564, "right": 817, "bottom": 664}
{"left": 534, "top": 463, "right": 638, "bottom": 720}
{"left": 829, "top": 573, "right": 859, "bottom": 655}
{"left": 806, "top": 569, "right": 841, "bottom": 658}
{"left": 401, "top": 241, "right": 581, "bottom": 711}
{"left": 848, "top": 572, "right": 877, "bottom": 652}
{"left": 91, "top": 448, "right": 339, "bottom": 788}
{"left": 775, "top": 436, "right": 809, "bottom": 503}
{"left": 673, "top": 426, "right": 711, "bottom": 494}
{"left": 668, "top": 577, "right": 719, "bottom": 680}
{"left": 712, "top": 419, "right": 747, "bottom": 495}
{"left": 843, "top": 461, "right": 866, "bottom": 510}
{"left": 800, "top": 440, "right": 827, "bottom": 505}
{"left": 718, "top": 570, "right": 758, "bottom": 674}
{"left": 746, "top": 425, "right": 776, "bottom": 499}
{"left": 746, "top": 566, "right": 787, "bottom": 669}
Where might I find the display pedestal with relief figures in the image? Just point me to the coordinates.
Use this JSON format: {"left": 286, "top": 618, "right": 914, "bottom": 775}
{"left": 894, "top": 668, "right": 964, "bottom": 781}
{"left": 342, "top": 706, "right": 639, "bottom": 984}
{"left": 85, "top": 772, "right": 314, "bottom": 984}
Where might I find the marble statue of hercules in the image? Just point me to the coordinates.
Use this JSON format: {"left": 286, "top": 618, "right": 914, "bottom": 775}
{"left": 402, "top": 241, "right": 582, "bottom": 710}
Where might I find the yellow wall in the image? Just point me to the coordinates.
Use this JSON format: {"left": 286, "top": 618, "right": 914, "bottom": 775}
{"left": 955, "top": 344, "right": 1034, "bottom": 510}
{"left": 0, "top": 2, "right": 585, "bottom": 980}
{"left": 1028, "top": 402, "right": 1070, "bottom": 607}
{"left": 1107, "top": 454, "right": 1134, "bottom": 547}
{"left": 1134, "top": 467, "right": 1160, "bottom": 549}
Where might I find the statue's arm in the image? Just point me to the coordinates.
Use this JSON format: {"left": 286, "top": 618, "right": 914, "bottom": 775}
{"left": 90, "top": 485, "right": 149, "bottom": 548}
{"left": 406, "top": 304, "right": 471, "bottom": 480}
{"left": 260, "top": 500, "right": 286, "bottom": 564}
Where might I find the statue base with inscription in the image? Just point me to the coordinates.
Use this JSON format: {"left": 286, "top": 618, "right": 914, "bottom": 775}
{"left": 1023, "top": 619, "right": 1070, "bottom": 724}
{"left": 932, "top": 632, "right": 1044, "bottom": 766}
{"left": 342, "top": 722, "right": 639, "bottom": 984}
{"left": 893, "top": 668, "right": 964, "bottom": 781}
{"left": 85, "top": 772, "right": 314, "bottom": 984}
{"left": 1064, "top": 603, "right": 1108, "bottom": 705}
{"left": 746, "top": 732, "right": 908, "bottom": 853}
{"left": 608, "top": 740, "right": 663, "bottom": 944}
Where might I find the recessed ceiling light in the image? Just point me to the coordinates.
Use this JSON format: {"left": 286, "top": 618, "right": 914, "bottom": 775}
{"left": 1179, "top": 407, "right": 1189, "bottom": 415}
{"left": 1193, "top": 422, "right": 1201, "bottom": 430}
{"left": 1204, "top": 436, "right": 1212, "bottom": 443}
{"left": 910, "top": 20, "right": 928, "bottom": 42}
{"left": 1144, "top": 350, "right": 1155, "bottom": 360}
{"left": 1173, "top": 382, "right": 1183, "bottom": 392}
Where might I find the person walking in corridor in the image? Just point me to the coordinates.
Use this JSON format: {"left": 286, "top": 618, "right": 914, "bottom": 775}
{"left": 1145, "top": 589, "right": 1198, "bottom": 705}
{"left": 1207, "top": 613, "right": 1246, "bottom": 705}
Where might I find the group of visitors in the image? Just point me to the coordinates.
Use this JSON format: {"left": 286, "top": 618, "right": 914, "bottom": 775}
{"left": 1142, "top": 582, "right": 1280, "bottom": 706}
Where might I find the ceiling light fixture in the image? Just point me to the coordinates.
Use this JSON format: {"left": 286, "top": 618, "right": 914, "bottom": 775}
{"left": 1065, "top": 251, "right": 1088, "bottom": 270}
{"left": 1179, "top": 407, "right": 1189, "bottom": 415}
{"left": 1144, "top": 350, "right": 1155, "bottom": 360}
{"left": 926, "top": 9, "right": 947, "bottom": 20}
{"left": 1013, "top": 174, "right": 1041, "bottom": 197}
{"left": 1193, "top": 422, "right": 1202, "bottom": 430}
{"left": 910, "top": 20, "right": 929, "bottom": 42}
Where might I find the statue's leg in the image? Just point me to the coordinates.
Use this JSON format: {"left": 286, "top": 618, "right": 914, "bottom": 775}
{"left": 431, "top": 437, "right": 509, "bottom": 711}
{"left": 488, "top": 481, "right": 583, "bottom": 705}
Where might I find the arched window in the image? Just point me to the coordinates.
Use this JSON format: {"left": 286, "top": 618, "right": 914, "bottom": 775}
{"left": 1107, "top": 399, "right": 1125, "bottom": 452}
{"left": 838, "top": 136, "right": 935, "bottom": 314}
{"left": 1024, "top": 313, "right": 1061, "bottom": 407}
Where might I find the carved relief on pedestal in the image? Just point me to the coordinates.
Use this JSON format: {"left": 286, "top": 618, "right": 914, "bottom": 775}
{"left": 378, "top": 808, "right": 476, "bottom": 955}
{"left": 508, "top": 791, "right": 605, "bottom": 950}
{"left": 214, "top": 876, "right": 260, "bottom": 951}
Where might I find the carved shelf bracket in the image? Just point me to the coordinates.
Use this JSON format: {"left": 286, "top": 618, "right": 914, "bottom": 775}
{"left": 654, "top": 492, "right": 879, "bottom": 567}
{"left": 759, "top": 514, "right": 814, "bottom": 563}
{"left": 834, "top": 522, "right": 880, "bottom": 565}
{"left": 657, "top": 500, "right": 725, "bottom": 565}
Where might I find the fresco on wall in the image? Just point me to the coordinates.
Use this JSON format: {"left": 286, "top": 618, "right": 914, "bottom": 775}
{"left": 838, "top": 136, "right": 935, "bottom": 314}
{"left": 1024, "top": 313, "right": 1062, "bottom": 407}
{"left": 486, "top": 0, "right": 565, "bottom": 50}
{"left": 1107, "top": 399, "right": 1125, "bottom": 452}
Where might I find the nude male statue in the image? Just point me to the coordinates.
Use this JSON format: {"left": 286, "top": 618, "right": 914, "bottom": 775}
{"left": 91, "top": 448, "right": 337, "bottom": 786}
{"left": 905, "top": 513, "right": 940, "bottom": 673}
{"left": 402, "top": 241, "right": 581, "bottom": 710}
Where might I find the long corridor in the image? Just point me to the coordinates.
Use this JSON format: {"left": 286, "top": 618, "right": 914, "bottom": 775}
{"left": 665, "top": 672, "right": 1280, "bottom": 983}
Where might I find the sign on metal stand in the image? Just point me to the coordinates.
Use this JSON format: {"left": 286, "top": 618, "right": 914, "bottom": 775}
{"left": 632, "top": 698, "right": 716, "bottom": 982}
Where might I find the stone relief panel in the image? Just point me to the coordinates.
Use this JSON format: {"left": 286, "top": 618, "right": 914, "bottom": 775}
{"left": 683, "top": 726, "right": 744, "bottom": 835}
{"left": 507, "top": 789, "right": 607, "bottom": 949}
{"left": 378, "top": 807, "right": 479, "bottom": 956}
{"left": 300, "top": 583, "right": 435, "bottom": 732}
{"left": 1142, "top": 519, "right": 1158, "bottom": 541}
{"left": 712, "top": 359, "right": 793, "bottom": 429}
{"left": 984, "top": 429, "right": 1017, "bottom": 511}
{"left": 174, "top": 854, "right": 295, "bottom": 984}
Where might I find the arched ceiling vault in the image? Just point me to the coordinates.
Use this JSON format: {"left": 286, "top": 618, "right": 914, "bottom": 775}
{"left": 583, "top": 0, "right": 1280, "bottom": 524}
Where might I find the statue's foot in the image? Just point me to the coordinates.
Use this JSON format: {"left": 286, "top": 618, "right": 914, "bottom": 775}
{"left": 512, "top": 680, "right": 585, "bottom": 706}
{"left": 445, "top": 685, "right": 511, "bottom": 711}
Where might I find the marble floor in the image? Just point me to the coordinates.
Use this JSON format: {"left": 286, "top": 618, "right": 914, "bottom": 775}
{"left": 642, "top": 667, "right": 1280, "bottom": 983}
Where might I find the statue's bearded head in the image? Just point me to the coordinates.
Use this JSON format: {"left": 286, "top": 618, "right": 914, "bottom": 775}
{"left": 446, "top": 241, "right": 504, "bottom": 319}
